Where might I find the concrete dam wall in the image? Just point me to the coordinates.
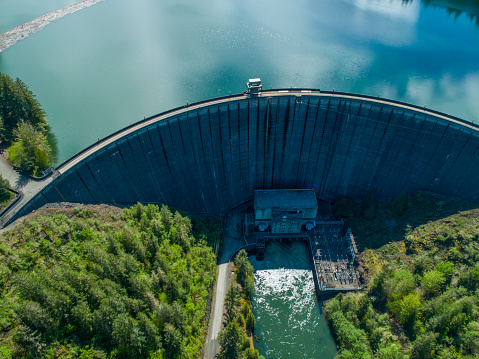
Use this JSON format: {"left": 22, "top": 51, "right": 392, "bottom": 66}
{"left": 10, "top": 90, "right": 479, "bottom": 222}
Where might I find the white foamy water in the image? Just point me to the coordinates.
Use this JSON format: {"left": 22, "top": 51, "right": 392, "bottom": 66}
{"left": 250, "top": 241, "right": 337, "bottom": 358}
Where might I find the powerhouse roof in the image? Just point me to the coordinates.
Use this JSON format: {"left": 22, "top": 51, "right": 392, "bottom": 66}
{"left": 254, "top": 189, "right": 318, "bottom": 210}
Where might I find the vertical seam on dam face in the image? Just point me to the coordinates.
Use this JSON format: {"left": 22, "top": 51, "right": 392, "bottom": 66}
{"left": 305, "top": 97, "right": 321, "bottom": 190}
{"left": 396, "top": 112, "right": 422, "bottom": 194}
{"left": 359, "top": 104, "right": 382, "bottom": 194}
{"left": 207, "top": 107, "right": 220, "bottom": 211}
{"left": 297, "top": 97, "right": 310, "bottom": 188}
{"left": 311, "top": 99, "right": 327, "bottom": 194}
{"left": 143, "top": 128, "right": 166, "bottom": 202}
{"left": 366, "top": 106, "right": 393, "bottom": 193}
{"left": 8, "top": 91, "right": 479, "bottom": 224}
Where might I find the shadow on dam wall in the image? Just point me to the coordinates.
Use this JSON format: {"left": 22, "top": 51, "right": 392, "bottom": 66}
{"left": 9, "top": 90, "right": 479, "bottom": 223}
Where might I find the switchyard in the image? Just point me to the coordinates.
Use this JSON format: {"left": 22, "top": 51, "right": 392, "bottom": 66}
{"left": 244, "top": 190, "right": 361, "bottom": 295}
{"left": 311, "top": 221, "right": 359, "bottom": 292}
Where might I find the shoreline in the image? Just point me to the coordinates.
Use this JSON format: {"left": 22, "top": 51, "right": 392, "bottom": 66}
{"left": 0, "top": 0, "right": 105, "bottom": 53}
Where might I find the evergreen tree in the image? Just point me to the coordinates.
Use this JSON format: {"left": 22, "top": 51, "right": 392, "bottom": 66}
{"left": 0, "top": 204, "right": 217, "bottom": 357}
{"left": 0, "top": 73, "right": 47, "bottom": 142}
{"left": 234, "top": 249, "right": 253, "bottom": 291}
{"left": 217, "top": 322, "right": 245, "bottom": 359}
{"left": 245, "top": 311, "right": 255, "bottom": 332}
{"left": 225, "top": 285, "right": 240, "bottom": 321}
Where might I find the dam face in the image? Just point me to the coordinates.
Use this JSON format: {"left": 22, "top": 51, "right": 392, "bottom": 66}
{"left": 11, "top": 91, "right": 479, "bottom": 221}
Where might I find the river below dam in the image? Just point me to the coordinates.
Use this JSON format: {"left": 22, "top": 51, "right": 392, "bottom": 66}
{"left": 250, "top": 241, "right": 337, "bottom": 358}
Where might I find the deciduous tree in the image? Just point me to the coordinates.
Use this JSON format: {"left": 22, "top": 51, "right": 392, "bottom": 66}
{"left": 12, "top": 120, "right": 51, "bottom": 172}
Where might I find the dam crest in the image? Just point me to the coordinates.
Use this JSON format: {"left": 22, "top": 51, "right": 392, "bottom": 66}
{"left": 4, "top": 89, "right": 479, "bottom": 226}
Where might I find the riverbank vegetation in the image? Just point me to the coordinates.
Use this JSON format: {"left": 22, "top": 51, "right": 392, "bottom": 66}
{"left": 0, "top": 203, "right": 217, "bottom": 358}
{"left": 192, "top": 217, "right": 222, "bottom": 256}
{"left": 0, "top": 174, "right": 14, "bottom": 211}
{"left": 326, "top": 192, "right": 479, "bottom": 358}
{"left": 0, "top": 72, "right": 56, "bottom": 175}
{"left": 217, "top": 250, "right": 263, "bottom": 359}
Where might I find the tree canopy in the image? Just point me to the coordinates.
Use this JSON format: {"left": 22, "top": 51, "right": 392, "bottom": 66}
{"left": 0, "top": 203, "right": 217, "bottom": 358}
{"left": 10, "top": 121, "right": 52, "bottom": 173}
{"left": 0, "top": 73, "right": 47, "bottom": 143}
{"left": 327, "top": 193, "right": 479, "bottom": 359}
{"left": 217, "top": 250, "right": 263, "bottom": 359}
{"left": 0, "top": 72, "right": 54, "bottom": 174}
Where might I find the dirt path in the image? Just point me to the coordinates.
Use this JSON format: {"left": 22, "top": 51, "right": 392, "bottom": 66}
{"left": 0, "top": 0, "right": 105, "bottom": 53}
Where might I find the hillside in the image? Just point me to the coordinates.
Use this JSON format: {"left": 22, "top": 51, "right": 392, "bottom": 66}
{"left": 0, "top": 203, "right": 217, "bottom": 358}
{"left": 326, "top": 193, "right": 479, "bottom": 358}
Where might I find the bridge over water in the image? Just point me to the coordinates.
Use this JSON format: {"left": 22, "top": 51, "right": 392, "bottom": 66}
{"left": 2, "top": 89, "right": 479, "bottom": 227}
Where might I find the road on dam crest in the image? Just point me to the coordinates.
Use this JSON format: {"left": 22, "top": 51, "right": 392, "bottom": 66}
{"left": 3, "top": 89, "right": 479, "bottom": 228}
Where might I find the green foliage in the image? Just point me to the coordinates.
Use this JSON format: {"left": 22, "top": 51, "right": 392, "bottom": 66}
{"left": 0, "top": 174, "right": 11, "bottom": 203}
{"left": 225, "top": 285, "right": 240, "bottom": 322}
{"left": 421, "top": 270, "right": 446, "bottom": 296}
{"left": 218, "top": 251, "right": 259, "bottom": 358}
{"left": 411, "top": 332, "right": 438, "bottom": 359}
{"left": 396, "top": 293, "right": 422, "bottom": 327}
{"left": 0, "top": 72, "right": 56, "bottom": 172}
{"left": 242, "top": 347, "right": 264, "bottom": 359}
{"left": 218, "top": 322, "right": 246, "bottom": 359}
{"left": 235, "top": 249, "right": 254, "bottom": 296}
{"left": 0, "top": 174, "right": 10, "bottom": 195}
{"left": 0, "top": 73, "right": 47, "bottom": 142}
{"left": 9, "top": 119, "right": 52, "bottom": 173}
{"left": 327, "top": 192, "right": 479, "bottom": 359}
{"left": 384, "top": 269, "right": 417, "bottom": 302}
{"left": 327, "top": 303, "right": 372, "bottom": 358}
{"left": 192, "top": 217, "right": 222, "bottom": 254}
{"left": 245, "top": 311, "right": 255, "bottom": 331}
{"left": 0, "top": 203, "right": 217, "bottom": 358}
{"left": 241, "top": 302, "right": 250, "bottom": 318}
{"left": 436, "top": 261, "right": 454, "bottom": 279}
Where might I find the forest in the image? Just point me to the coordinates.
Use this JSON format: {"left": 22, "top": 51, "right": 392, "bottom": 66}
{"left": 326, "top": 192, "right": 479, "bottom": 359}
{"left": 0, "top": 203, "right": 217, "bottom": 358}
{"left": 0, "top": 72, "right": 55, "bottom": 175}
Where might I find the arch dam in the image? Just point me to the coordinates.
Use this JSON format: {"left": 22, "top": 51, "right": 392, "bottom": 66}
{"left": 3, "top": 89, "right": 479, "bottom": 227}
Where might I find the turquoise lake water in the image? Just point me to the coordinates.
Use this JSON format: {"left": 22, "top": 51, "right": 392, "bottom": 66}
{"left": 1, "top": 0, "right": 479, "bottom": 163}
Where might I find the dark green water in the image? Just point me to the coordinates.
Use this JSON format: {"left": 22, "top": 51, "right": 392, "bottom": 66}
{"left": 1, "top": 0, "right": 479, "bottom": 163}
{"left": 250, "top": 241, "right": 337, "bottom": 358}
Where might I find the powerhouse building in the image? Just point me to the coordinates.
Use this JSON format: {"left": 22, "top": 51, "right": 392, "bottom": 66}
{"left": 254, "top": 189, "right": 317, "bottom": 233}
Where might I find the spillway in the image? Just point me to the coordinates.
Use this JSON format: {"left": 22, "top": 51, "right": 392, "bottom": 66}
{"left": 8, "top": 89, "right": 479, "bottom": 224}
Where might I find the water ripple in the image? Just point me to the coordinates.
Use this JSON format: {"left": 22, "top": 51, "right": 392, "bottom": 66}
{"left": 251, "top": 242, "right": 337, "bottom": 359}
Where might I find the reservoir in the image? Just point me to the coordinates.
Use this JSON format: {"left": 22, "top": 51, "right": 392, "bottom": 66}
{"left": 1, "top": 0, "right": 479, "bottom": 163}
